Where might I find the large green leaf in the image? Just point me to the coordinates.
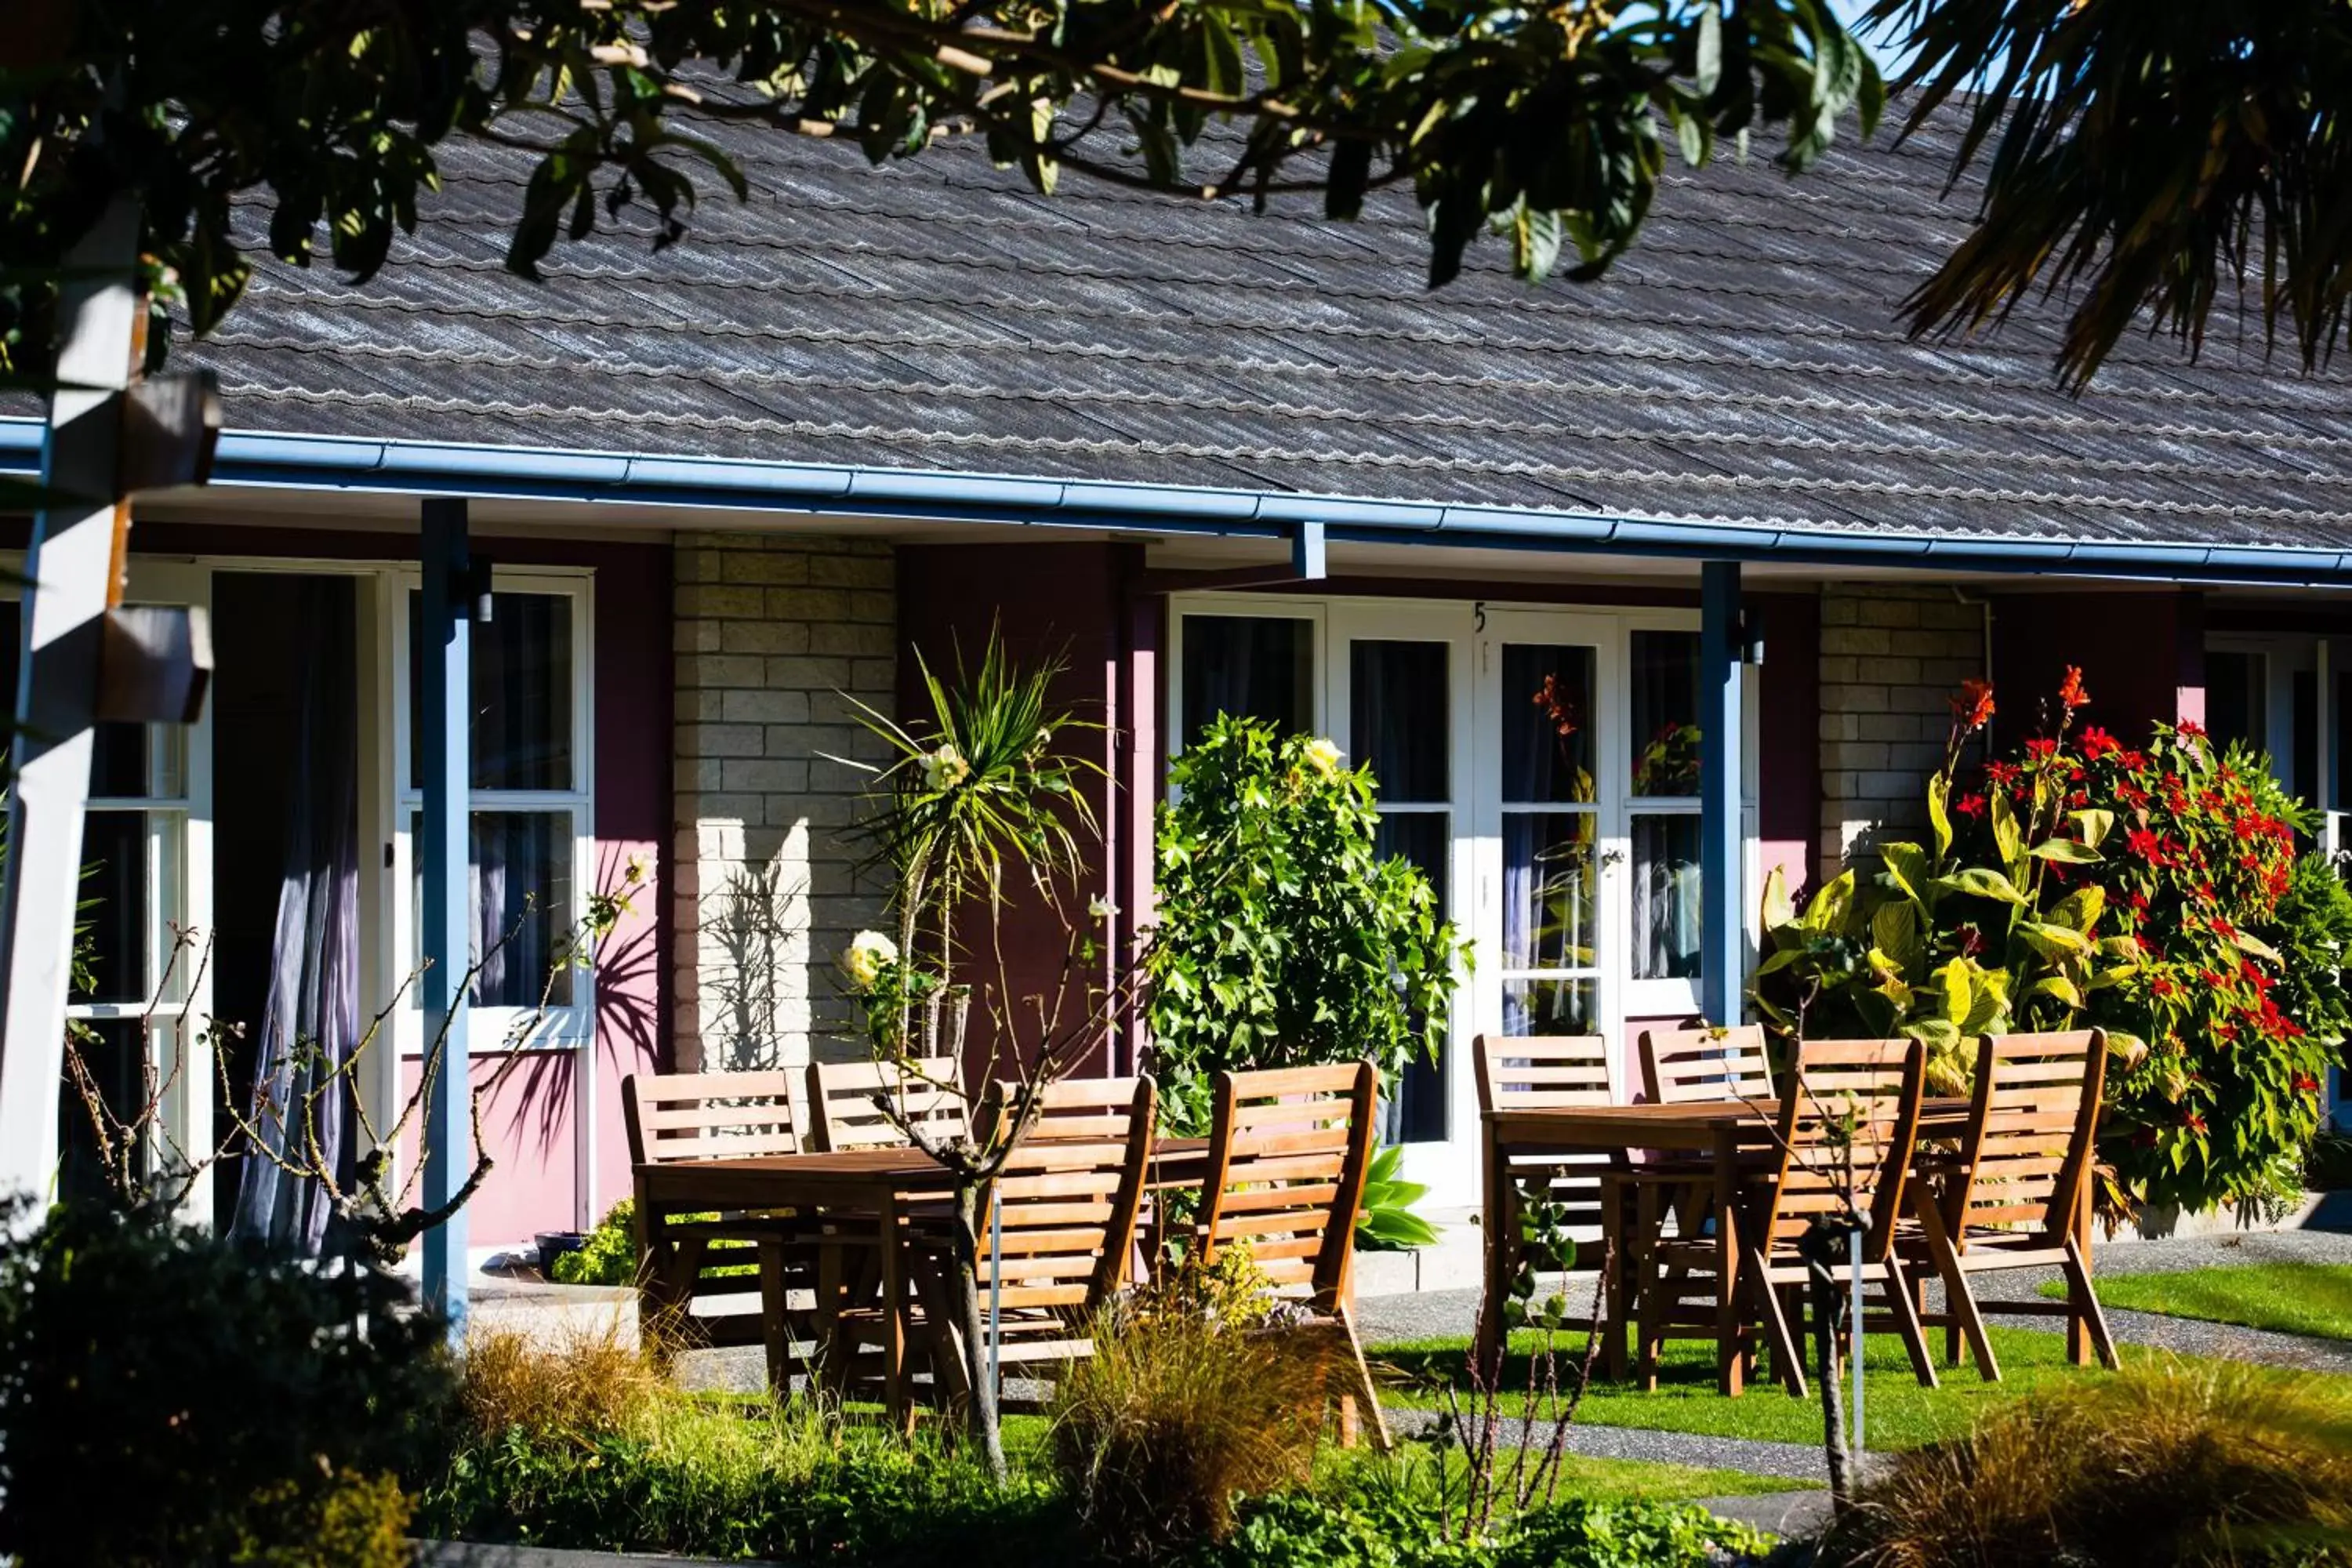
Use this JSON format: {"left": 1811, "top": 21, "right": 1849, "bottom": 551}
{"left": 1759, "top": 863, "right": 1796, "bottom": 932}
{"left": 2031, "top": 837, "right": 2103, "bottom": 864}
{"left": 1932, "top": 866, "right": 2027, "bottom": 906}
{"left": 1804, "top": 869, "right": 1857, "bottom": 936}
{"left": 1927, "top": 772, "right": 1953, "bottom": 859}
{"left": 1880, "top": 840, "right": 1933, "bottom": 907}
{"left": 1931, "top": 956, "right": 1972, "bottom": 1023}
{"left": 1991, "top": 788, "right": 2024, "bottom": 866}
{"left": 2071, "top": 808, "right": 2116, "bottom": 850}
{"left": 2016, "top": 920, "right": 2092, "bottom": 958}
{"left": 1872, "top": 898, "right": 1922, "bottom": 973}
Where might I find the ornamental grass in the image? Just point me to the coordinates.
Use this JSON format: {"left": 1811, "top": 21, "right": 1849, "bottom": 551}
{"left": 1823, "top": 1360, "right": 2352, "bottom": 1567}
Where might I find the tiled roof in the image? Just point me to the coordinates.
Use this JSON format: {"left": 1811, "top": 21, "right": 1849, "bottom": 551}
{"left": 182, "top": 104, "right": 2352, "bottom": 550}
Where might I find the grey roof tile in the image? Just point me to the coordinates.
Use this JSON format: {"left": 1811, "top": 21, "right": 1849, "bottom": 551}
{"left": 172, "top": 100, "right": 2352, "bottom": 552}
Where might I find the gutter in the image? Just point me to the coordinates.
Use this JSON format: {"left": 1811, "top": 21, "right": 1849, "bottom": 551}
{"left": 6, "top": 416, "right": 2352, "bottom": 589}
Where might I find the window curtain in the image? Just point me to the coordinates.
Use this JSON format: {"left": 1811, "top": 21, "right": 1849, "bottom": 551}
{"left": 1181, "top": 616, "right": 1311, "bottom": 747}
{"left": 234, "top": 579, "right": 360, "bottom": 1255}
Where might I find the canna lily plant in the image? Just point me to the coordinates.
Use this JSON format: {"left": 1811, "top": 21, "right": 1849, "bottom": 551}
{"left": 1755, "top": 669, "right": 2143, "bottom": 1097}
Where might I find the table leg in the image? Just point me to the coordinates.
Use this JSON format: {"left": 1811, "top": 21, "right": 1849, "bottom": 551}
{"left": 881, "top": 1192, "right": 909, "bottom": 1432}
{"left": 1714, "top": 1127, "right": 1744, "bottom": 1398}
{"left": 1476, "top": 1126, "right": 1507, "bottom": 1379}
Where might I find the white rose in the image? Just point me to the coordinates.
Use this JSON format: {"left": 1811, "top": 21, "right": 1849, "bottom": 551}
{"left": 1302, "top": 737, "right": 1345, "bottom": 778}
{"left": 924, "top": 743, "right": 971, "bottom": 791}
{"left": 840, "top": 930, "right": 899, "bottom": 993}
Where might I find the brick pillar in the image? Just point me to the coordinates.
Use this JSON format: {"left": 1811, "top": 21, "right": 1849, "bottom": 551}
{"left": 672, "top": 533, "right": 895, "bottom": 1074}
{"left": 1817, "top": 585, "right": 1988, "bottom": 880}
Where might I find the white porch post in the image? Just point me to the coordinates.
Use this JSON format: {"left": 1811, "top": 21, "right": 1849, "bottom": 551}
{"left": 419, "top": 497, "right": 472, "bottom": 1330}
{"left": 0, "top": 201, "right": 141, "bottom": 1210}
{"left": 1699, "top": 560, "right": 1745, "bottom": 1026}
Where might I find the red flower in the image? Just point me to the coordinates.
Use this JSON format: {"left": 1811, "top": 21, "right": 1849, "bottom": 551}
{"left": 1955, "top": 924, "right": 1987, "bottom": 959}
{"left": 2025, "top": 738, "right": 2059, "bottom": 760}
{"left": 1951, "top": 678, "right": 1997, "bottom": 731}
{"left": 1955, "top": 792, "right": 1987, "bottom": 819}
{"left": 2150, "top": 974, "right": 2180, "bottom": 999}
{"left": 2082, "top": 726, "right": 2119, "bottom": 760}
{"left": 2185, "top": 1112, "right": 2209, "bottom": 1135}
{"left": 2178, "top": 717, "right": 2207, "bottom": 739}
{"left": 2296, "top": 1075, "right": 2323, "bottom": 1094}
{"left": 1986, "top": 760, "right": 2021, "bottom": 788}
{"left": 2059, "top": 666, "right": 2091, "bottom": 710}
{"left": 2126, "top": 827, "right": 2162, "bottom": 861}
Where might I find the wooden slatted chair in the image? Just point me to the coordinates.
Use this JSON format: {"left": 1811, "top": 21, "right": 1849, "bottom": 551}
{"left": 1472, "top": 1036, "right": 1645, "bottom": 1374}
{"left": 1904, "top": 1030, "right": 2118, "bottom": 1380}
{"left": 622, "top": 1070, "right": 811, "bottom": 1388}
{"left": 832, "top": 1076, "right": 1159, "bottom": 1417}
{"left": 806, "top": 1054, "right": 967, "bottom": 1152}
{"left": 1635, "top": 1038, "right": 1937, "bottom": 1397}
{"left": 1641, "top": 1024, "right": 1776, "bottom": 1105}
{"left": 1621, "top": 1025, "right": 1777, "bottom": 1385}
{"left": 1196, "top": 1060, "right": 1389, "bottom": 1449}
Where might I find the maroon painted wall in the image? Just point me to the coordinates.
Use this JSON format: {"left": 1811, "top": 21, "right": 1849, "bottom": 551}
{"left": 895, "top": 542, "right": 1141, "bottom": 1084}
{"left": 1990, "top": 589, "right": 2203, "bottom": 748}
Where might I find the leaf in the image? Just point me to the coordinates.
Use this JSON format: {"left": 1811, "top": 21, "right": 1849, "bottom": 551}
{"left": 1903, "top": 1017, "right": 1961, "bottom": 1049}
{"left": 1873, "top": 898, "right": 1923, "bottom": 973}
{"left": 1804, "top": 869, "right": 1857, "bottom": 935}
{"left": 1880, "top": 841, "right": 1933, "bottom": 907}
{"left": 1933, "top": 956, "right": 1972, "bottom": 1023}
{"left": 2230, "top": 929, "right": 2285, "bottom": 966}
{"left": 2050, "top": 884, "right": 2107, "bottom": 934}
{"left": 1755, "top": 946, "right": 1805, "bottom": 976}
{"left": 1927, "top": 773, "right": 1953, "bottom": 859}
{"left": 2072, "top": 808, "right": 2116, "bottom": 849}
{"left": 1932, "top": 867, "right": 2028, "bottom": 906}
{"left": 2031, "top": 837, "right": 2103, "bottom": 864}
{"left": 1760, "top": 864, "right": 1797, "bottom": 932}
{"left": 2016, "top": 920, "right": 2092, "bottom": 958}
{"left": 1693, "top": 3, "right": 1723, "bottom": 96}
{"left": 2029, "top": 974, "right": 2084, "bottom": 1008}
{"left": 1991, "top": 789, "right": 2024, "bottom": 866}
{"left": 1962, "top": 969, "right": 2009, "bottom": 1032}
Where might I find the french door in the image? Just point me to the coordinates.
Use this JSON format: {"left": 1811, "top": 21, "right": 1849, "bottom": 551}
{"left": 1171, "top": 596, "right": 1726, "bottom": 1204}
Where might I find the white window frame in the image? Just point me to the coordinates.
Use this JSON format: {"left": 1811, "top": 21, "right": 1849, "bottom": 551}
{"left": 1165, "top": 591, "right": 1760, "bottom": 1201}
{"left": 388, "top": 564, "right": 599, "bottom": 1059}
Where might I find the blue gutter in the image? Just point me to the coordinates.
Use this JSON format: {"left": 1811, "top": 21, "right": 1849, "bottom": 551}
{"left": 6, "top": 417, "right": 2351, "bottom": 588}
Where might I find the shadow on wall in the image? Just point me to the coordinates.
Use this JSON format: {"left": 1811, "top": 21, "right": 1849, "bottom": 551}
{"left": 708, "top": 856, "right": 802, "bottom": 1073}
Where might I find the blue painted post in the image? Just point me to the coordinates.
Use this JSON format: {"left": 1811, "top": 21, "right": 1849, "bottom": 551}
{"left": 419, "top": 497, "right": 472, "bottom": 1334}
{"left": 1699, "top": 561, "right": 1744, "bottom": 1028}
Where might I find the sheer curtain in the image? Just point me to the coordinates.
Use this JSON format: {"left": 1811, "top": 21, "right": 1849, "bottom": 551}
{"left": 234, "top": 579, "right": 360, "bottom": 1254}
{"left": 1181, "top": 616, "right": 1312, "bottom": 746}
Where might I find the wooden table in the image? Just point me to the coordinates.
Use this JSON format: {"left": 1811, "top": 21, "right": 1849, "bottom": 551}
{"left": 1478, "top": 1098, "right": 1978, "bottom": 1396}
{"left": 635, "top": 1135, "right": 1215, "bottom": 1421}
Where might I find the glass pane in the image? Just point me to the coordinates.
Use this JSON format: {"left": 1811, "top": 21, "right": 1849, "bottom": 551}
{"left": 1503, "top": 978, "right": 1598, "bottom": 1037}
{"left": 1375, "top": 811, "right": 1449, "bottom": 1144}
{"left": 412, "top": 810, "right": 575, "bottom": 1008}
{"left": 2206, "top": 649, "right": 2266, "bottom": 754}
{"left": 1632, "top": 814, "right": 1704, "bottom": 981}
{"left": 409, "top": 590, "right": 576, "bottom": 791}
{"left": 2336, "top": 669, "right": 2352, "bottom": 814}
{"left": 1502, "top": 644, "right": 1595, "bottom": 804}
{"left": 1631, "top": 630, "right": 1703, "bottom": 798}
{"left": 59, "top": 1017, "right": 147, "bottom": 1204}
{"left": 1180, "top": 615, "right": 1313, "bottom": 750}
{"left": 1503, "top": 811, "right": 1596, "bottom": 971}
{"left": 74, "top": 810, "right": 151, "bottom": 1004}
{"left": 1352, "top": 641, "right": 1447, "bottom": 803}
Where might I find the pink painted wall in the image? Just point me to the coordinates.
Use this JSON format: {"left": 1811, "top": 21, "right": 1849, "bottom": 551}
{"left": 124, "top": 521, "right": 672, "bottom": 1248}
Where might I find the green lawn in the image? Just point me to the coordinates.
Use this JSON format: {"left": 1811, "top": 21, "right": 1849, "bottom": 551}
{"left": 2037, "top": 1263, "right": 2352, "bottom": 1342}
{"left": 1367, "top": 1326, "right": 2341, "bottom": 1453}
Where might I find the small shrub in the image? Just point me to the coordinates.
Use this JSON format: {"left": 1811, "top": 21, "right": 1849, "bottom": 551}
{"left": 459, "top": 1321, "right": 668, "bottom": 1440}
{"left": 1821, "top": 1360, "right": 2352, "bottom": 1566}
{"left": 1192, "top": 1486, "right": 1770, "bottom": 1567}
{"left": 1050, "top": 1259, "right": 1327, "bottom": 1559}
{"left": 549, "top": 1198, "right": 639, "bottom": 1286}
{"left": 234, "top": 1469, "right": 412, "bottom": 1568}
{"left": 0, "top": 1198, "right": 452, "bottom": 1568}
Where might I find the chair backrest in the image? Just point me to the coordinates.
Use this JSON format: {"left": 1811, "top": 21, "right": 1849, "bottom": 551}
{"left": 1641, "top": 1024, "right": 1774, "bottom": 1105}
{"left": 1474, "top": 1035, "right": 1614, "bottom": 1238}
{"left": 1757, "top": 1037, "right": 1925, "bottom": 1261}
{"left": 1947, "top": 1030, "right": 2106, "bottom": 1242}
{"left": 622, "top": 1070, "right": 800, "bottom": 1165}
{"left": 1197, "top": 1061, "right": 1378, "bottom": 1309}
{"left": 806, "top": 1055, "right": 966, "bottom": 1152}
{"left": 976, "top": 1076, "right": 1157, "bottom": 1315}
{"left": 993, "top": 1075, "right": 1152, "bottom": 1142}
{"left": 1474, "top": 1033, "right": 1613, "bottom": 1114}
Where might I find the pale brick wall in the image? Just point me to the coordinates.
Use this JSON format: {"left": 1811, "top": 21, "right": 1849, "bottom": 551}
{"left": 672, "top": 532, "right": 895, "bottom": 1073}
{"left": 1818, "top": 584, "right": 1987, "bottom": 879}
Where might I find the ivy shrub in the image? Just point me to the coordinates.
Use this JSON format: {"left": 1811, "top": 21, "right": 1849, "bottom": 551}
{"left": 1759, "top": 670, "right": 2352, "bottom": 1216}
{"left": 1145, "top": 717, "right": 1470, "bottom": 1135}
